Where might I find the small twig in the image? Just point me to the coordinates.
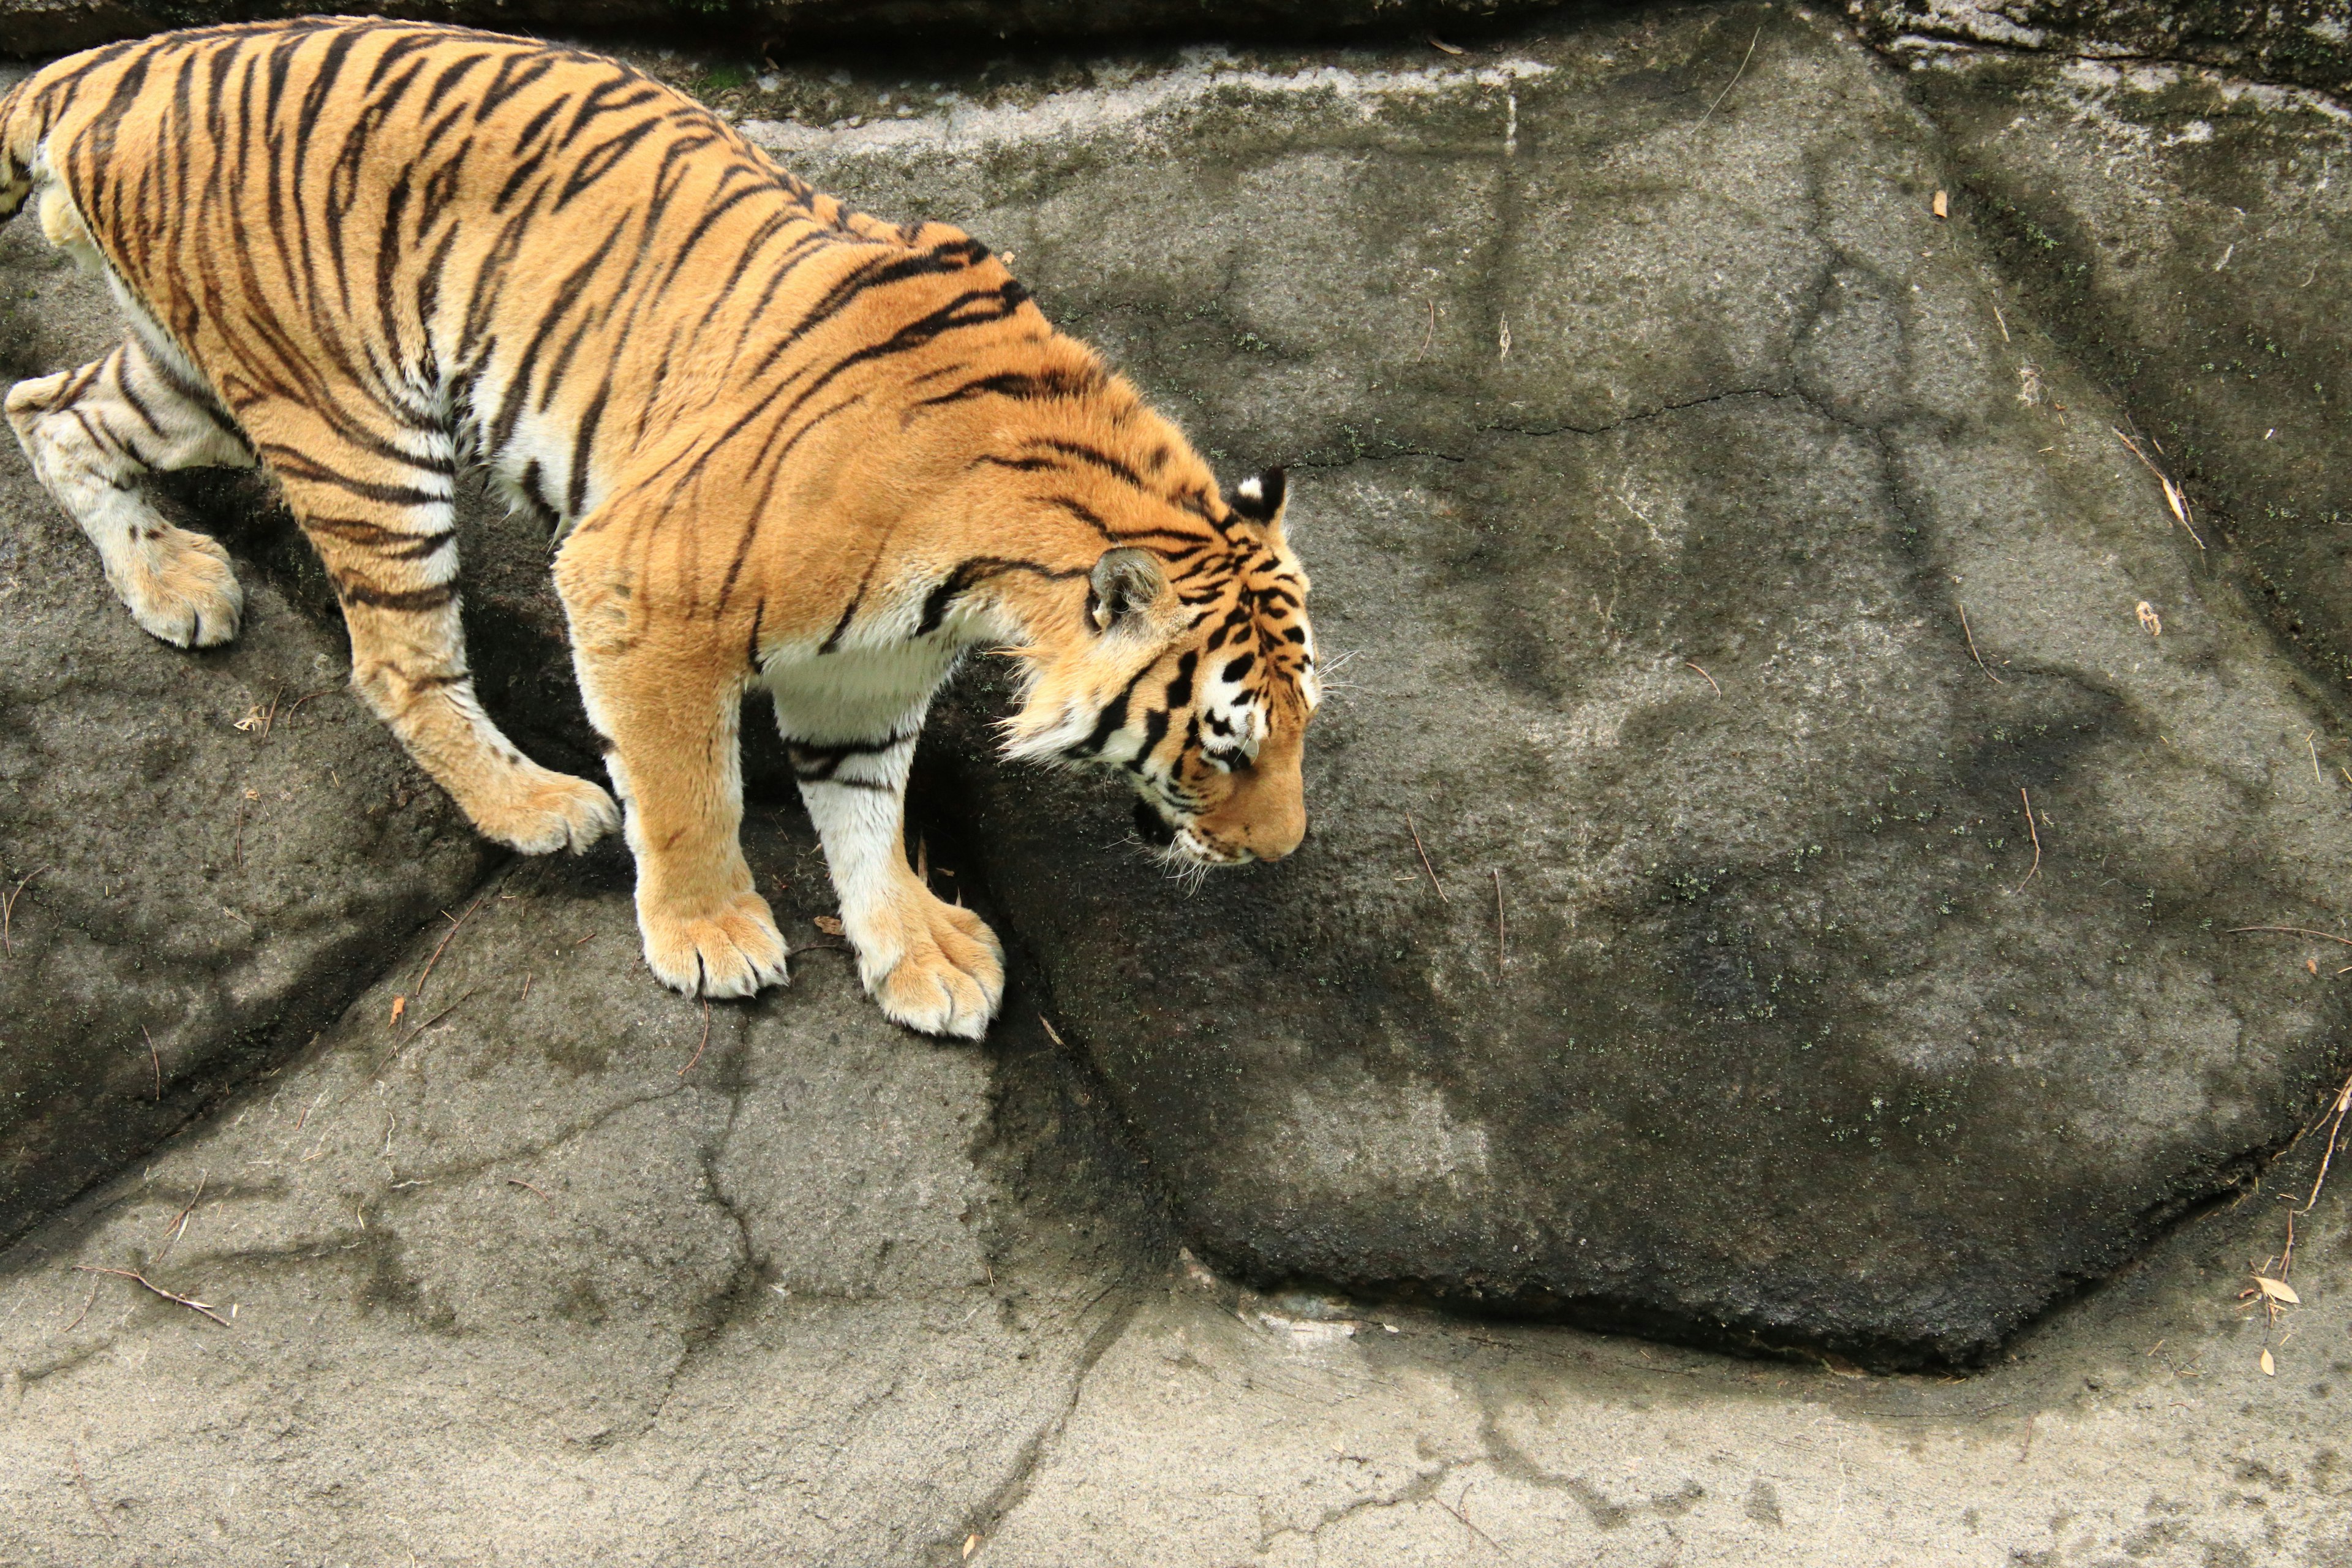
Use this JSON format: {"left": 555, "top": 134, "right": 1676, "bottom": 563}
{"left": 1493, "top": 869, "right": 1506, "bottom": 978}
{"left": 1417, "top": 297, "right": 1436, "bottom": 361}
{"left": 144, "top": 1025, "right": 161, "bottom": 1101}
{"left": 2291, "top": 1070, "right": 2352, "bottom": 1217}
{"left": 1991, "top": 300, "right": 2010, "bottom": 343}
{"left": 507, "top": 1177, "right": 554, "bottom": 1202}
{"left": 2112, "top": 426, "right": 2206, "bottom": 551}
{"left": 64, "top": 1281, "right": 100, "bottom": 1334}
{"left": 678, "top": 999, "right": 712, "bottom": 1077}
{"left": 158, "top": 1171, "right": 207, "bottom": 1259}
{"left": 285, "top": 686, "right": 339, "bottom": 719}
{"left": 2228, "top": 925, "right": 2352, "bottom": 948}
{"left": 70, "top": 1442, "right": 115, "bottom": 1537}
{"left": 379, "top": 988, "right": 480, "bottom": 1073}
{"left": 1039, "top": 1014, "right": 1068, "bottom": 1048}
{"left": 1696, "top": 20, "right": 1763, "bottom": 127}
{"left": 1958, "top": 603, "right": 2005, "bottom": 685}
{"left": 70, "top": 1265, "right": 232, "bottom": 1328}
{"left": 2312, "top": 732, "right": 2326, "bottom": 786}
{"left": 1405, "top": 812, "right": 1450, "bottom": 903}
{"left": 407, "top": 989, "right": 476, "bottom": 1039}
{"left": 1431, "top": 1487, "right": 1513, "bottom": 1559}
{"left": 414, "top": 895, "right": 486, "bottom": 997}
{"left": 1, "top": 866, "right": 46, "bottom": 956}
{"left": 2013, "top": 788, "right": 2041, "bottom": 892}
{"left": 1683, "top": 660, "right": 1722, "bottom": 696}
{"left": 519, "top": 971, "right": 533, "bottom": 1004}
{"left": 232, "top": 799, "right": 247, "bottom": 869}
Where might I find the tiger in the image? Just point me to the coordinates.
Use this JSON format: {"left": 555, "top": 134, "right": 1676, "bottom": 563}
{"left": 0, "top": 17, "right": 1319, "bottom": 1039}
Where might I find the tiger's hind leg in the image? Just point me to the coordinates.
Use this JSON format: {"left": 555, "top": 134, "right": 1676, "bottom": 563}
{"left": 6, "top": 335, "right": 253, "bottom": 647}
{"left": 252, "top": 413, "right": 618, "bottom": 856}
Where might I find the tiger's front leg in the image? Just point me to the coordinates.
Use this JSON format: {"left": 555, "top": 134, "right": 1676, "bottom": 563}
{"left": 784, "top": 719, "right": 1005, "bottom": 1040}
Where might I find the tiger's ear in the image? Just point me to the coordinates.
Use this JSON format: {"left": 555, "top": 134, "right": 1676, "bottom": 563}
{"left": 1088, "top": 546, "right": 1164, "bottom": 634}
{"left": 1229, "top": 467, "right": 1287, "bottom": 532}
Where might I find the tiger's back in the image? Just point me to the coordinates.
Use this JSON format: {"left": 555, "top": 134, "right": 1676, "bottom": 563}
{"left": 1, "top": 18, "right": 1319, "bottom": 1039}
{"left": 1, "top": 19, "right": 1022, "bottom": 544}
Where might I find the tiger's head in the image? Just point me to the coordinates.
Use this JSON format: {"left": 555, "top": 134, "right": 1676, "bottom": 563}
{"left": 1001, "top": 469, "right": 1318, "bottom": 867}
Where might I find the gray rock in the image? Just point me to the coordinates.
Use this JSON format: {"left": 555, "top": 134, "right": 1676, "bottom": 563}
{"left": 1879, "top": 34, "right": 2352, "bottom": 738}
{"left": 1853, "top": 2, "right": 2352, "bottom": 96}
{"left": 8, "top": 0, "right": 2351, "bottom": 1375}
{"left": 745, "top": 7, "right": 2352, "bottom": 1363}
{"left": 0, "top": 213, "right": 493, "bottom": 1251}
{"left": 0, "top": 812, "right": 1150, "bottom": 1564}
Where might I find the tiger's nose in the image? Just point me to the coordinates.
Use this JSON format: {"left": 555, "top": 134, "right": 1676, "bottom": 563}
{"left": 1242, "top": 805, "right": 1305, "bottom": 862}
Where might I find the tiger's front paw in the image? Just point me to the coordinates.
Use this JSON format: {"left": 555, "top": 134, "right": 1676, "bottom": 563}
{"left": 119, "top": 527, "right": 242, "bottom": 648}
{"left": 853, "top": 892, "right": 1005, "bottom": 1041}
{"left": 467, "top": 764, "right": 620, "bottom": 855}
{"left": 639, "top": 888, "right": 790, "bottom": 999}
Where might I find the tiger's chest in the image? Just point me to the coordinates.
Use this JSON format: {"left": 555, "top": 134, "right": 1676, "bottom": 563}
{"left": 761, "top": 636, "right": 965, "bottom": 744}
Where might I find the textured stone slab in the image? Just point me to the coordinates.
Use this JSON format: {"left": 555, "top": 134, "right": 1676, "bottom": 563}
{"left": 1882, "top": 36, "right": 2352, "bottom": 720}
{"left": 0, "top": 812, "right": 1142, "bottom": 1564}
{"left": 752, "top": 7, "right": 2352, "bottom": 1363}
{"left": 1855, "top": 2, "right": 2352, "bottom": 95}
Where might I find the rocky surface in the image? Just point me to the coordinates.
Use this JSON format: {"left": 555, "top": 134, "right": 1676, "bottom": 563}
{"left": 0, "top": 0, "right": 1566, "bottom": 61}
{"left": 1883, "top": 36, "right": 2352, "bottom": 726}
{"left": 2, "top": 918, "right": 2346, "bottom": 1564}
{"left": 10, "top": 2, "right": 2349, "bottom": 1368}
{"left": 743, "top": 6, "right": 2352, "bottom": 1365}
{"left": 0, "top": 205, "right": 492, "bottom": 1253}
{"left": 0, "top": 812, "right": 1156, "bottom": 1565}
{"left": 1853, "top": 2, "right": 2352, "bottom": 96}
{"left": 5, "top": 4, "right": 2352, "bottom": 1558}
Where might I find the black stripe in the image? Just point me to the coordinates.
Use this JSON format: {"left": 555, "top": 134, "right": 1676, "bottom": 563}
{"left": 914, "top": 557, "right": 1087, "bottom": 638}
{"left": 335, "top": 578, "right": 458, "bottom": 612}
{"left": 816, "top": 598, "right": 858, "bottom": 655}
{"left": 1074, "top": 662, "right": 1157, "bottom": 759}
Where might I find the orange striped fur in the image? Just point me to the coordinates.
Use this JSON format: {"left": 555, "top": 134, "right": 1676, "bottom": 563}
{"left": 0, "top": 18, "right": 1317, "bottom": 1037}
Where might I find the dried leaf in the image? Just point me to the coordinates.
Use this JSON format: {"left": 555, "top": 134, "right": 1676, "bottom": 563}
{"left": 2136, "top": 601, "right": 2161, "bottom": 638}
{"left": 2160, "top": 474, "right": 2188, "bottom": 526}
{"left": 813, "top": 915, "right": 845, "bottom": 937}
{"left": 233, "top": 705, "right": 268, "bottom": 733}
{"left": 2309, "top": 959, "right": 2321, "bottom": 976}
{"left": 1427, "top": 34, "right": 1466, "bottom": 55}
{"left": 2253, "top": 1275, "right": 2301, "bottom": 1305}
{"left": 2261, "top": 1348, "right": 2275, "bottom": 1376}
{"left": 1932, "top": 189, "right": 1948, "bottom": 219}
{"left": 963, "top": 1534, "right": 982, "bottom": 1561}
{"left": 390, "top": 995, "right": 407, "bottom": 1026}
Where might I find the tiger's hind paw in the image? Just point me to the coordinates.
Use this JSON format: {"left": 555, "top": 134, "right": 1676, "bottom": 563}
{"left": 859, "top": 894, "right": 1005, "bottom": 1041}
{"left": 119, "top": 527, "right": 242, "bottom": 648}
{"left": 640, "top": 889, "right": 790, "bottom": 1000}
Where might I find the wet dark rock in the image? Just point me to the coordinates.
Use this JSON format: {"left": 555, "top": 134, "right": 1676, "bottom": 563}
{"left": 753, "top": 5, "right": 2352, "bottom": 1365}
{"left": 1879, "top": 36, "right": 2352, "bottom": 756}
{"left": 1852, "top": 2, "right": 2352, "bottom": 97}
